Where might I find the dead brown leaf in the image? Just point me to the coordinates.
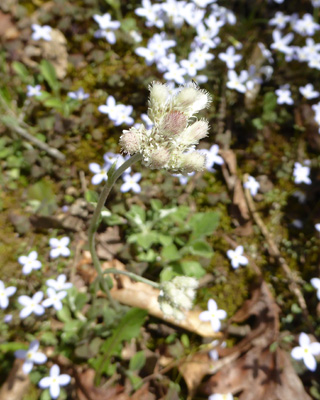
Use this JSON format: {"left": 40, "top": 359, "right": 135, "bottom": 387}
{"left": 23, "top": 29, "right": 68, "bottom": 79}
{"left": 0, "top": 11, "right": 19, "bottom": 40}
{"left": 0, "top": 360, "right": 31, "bottom": 400}
{"left": 201, "top": 281, "right": 311, "bottom": 400}
{"left": 178, "top": 353, "right": 212, "bottom": 395}
{"left": 39, "top": 29, "right": 68, "bottom": 79}
{"left": 76, "top": 368, "right": 124, "bottom": 400}
{"left": 77, "top": 258, "right": 221, "bottom": 338}
{"left": 96, "top": 226, "right": 122, "bottom": 260}
{"left": 131, "top": 384, "right": 156, "bottom": 400}
{"left": 76, "top": 369, "right": 155, "bottom": 400}
{"left": 107, "top": 260, "right": 221, "bottom": 338}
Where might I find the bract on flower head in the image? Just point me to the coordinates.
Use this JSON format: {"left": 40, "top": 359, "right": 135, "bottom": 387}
{"left": 119, "top": 81, "right": 212, "bottom": 173}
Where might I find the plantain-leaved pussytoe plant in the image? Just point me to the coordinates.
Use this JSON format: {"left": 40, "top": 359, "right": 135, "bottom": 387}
{"left": 88, "top": 81, "right": 211, "bottom": 318}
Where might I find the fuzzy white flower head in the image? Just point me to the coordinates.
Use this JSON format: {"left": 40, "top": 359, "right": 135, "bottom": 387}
{"left": 158, "top": 276, "right": 198, "bottom": 320}
{"left": 120, "top": 82, "right": 211, "bottom": 173}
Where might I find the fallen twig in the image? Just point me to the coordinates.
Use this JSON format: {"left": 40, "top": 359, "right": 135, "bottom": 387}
{"left": 0, "top": 95, "right": 65, "bottom": 161}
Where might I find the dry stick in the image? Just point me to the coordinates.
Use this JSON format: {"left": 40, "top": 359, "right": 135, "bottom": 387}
{"left": 243, "top": 174, "right": 308, "bottom": 315}
{"left": 217, "top": 76, "right": 226, "bottom": 138}
{"left": 7, "top": 121, "right": 66, "bottom": 161}
{"left": 0, "top": 95, "right": 65, "bottom": 161}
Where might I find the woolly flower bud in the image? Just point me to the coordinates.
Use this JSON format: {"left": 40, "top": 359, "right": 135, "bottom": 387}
{"left": 180, "top": 152, "right": 206, "bottom": 173}
{"left": 178, "top": 120, "right": 209, "bottom": 146}
{"left": 149, "top": 82, "right": 170, "bottom": 112}
{"left": 159, "top": 300, "right": 185, "bottom": 320}
{"left": 148, "top": 147, "right": 170, "bottom": 169}
{"left": 160, "top": 111, "right": 187, "bottom": 137}
{"left": 158, "top": 276, "right": 198, "bottom": 320}
{"left": 174, "top": 276, "right": 198, "bottom": 291}
{"left": 174, "top": 83, "right": 211, "bottom": 116}
{"left": 119, "top": 128, "right": 140, "bottom": 154}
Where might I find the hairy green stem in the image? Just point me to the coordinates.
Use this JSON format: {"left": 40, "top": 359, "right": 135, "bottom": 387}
{"left": 103, "top": 268, "right": 160, "bottom": 289}
{"left": 88, "top": 153, "right": 142, "bottom": 310}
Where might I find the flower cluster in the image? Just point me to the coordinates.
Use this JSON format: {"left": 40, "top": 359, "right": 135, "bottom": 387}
{"left": 135, "top": 2, "right": 236, "bottom": 85}
{"left": 120, "top": 82, "right": 211, "bottom": 173}
{"left": 158, "top": 276, "right": 198, "bottom": 320}
{"left": 93, "top": 13, "right": 120, "bottom": 44}
{"left": 99, "top": 95, "right": 134, "bottom": 126}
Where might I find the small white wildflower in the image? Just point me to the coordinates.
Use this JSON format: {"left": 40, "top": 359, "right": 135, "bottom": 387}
{"left": 293, "top": 162, "right": 311, "bottom": 185}
{"left": 209, "top": 340, "right": 226, "bottom": 361}
{"left": 49, "top": 237, "right": 70, "bottom": 258}
{"left": 0, "top": 280, "right": 16, "bottom": 309}
{"left": 291, "top": 333, "right": 320, "bottom": 371}
{"left": 275, "top": 86, "right": 294, "bottom": 105}
{"left": 199, "top": 299, "right": 227, "bottom": 332}
{"left": 4, "top": 314, "right": 13, "bottom": 323}
{"left": 38, "top": 364, "right": 71, "bottom": 399}
{"left": 46, "top": 274, "right": 72, "bottom": 291}
{"left": 18, "top": 251, "right": 42, "bottom": 275}
{"left": 42, "top": 288, "right": 67, "bottom": 311}
{"left": 18, "top": 292, "right": 45, "bottom": 319}
{"left": 67, "top": 87, "right": 89, "bottom": 100}
{"left": 31, "top": 24, "right": 52, "bottom": 41}
{"left": 209, "top": 394, "right": 233, "bottom": 400}
{"left": 15, "top": 340, "right": 47, "bottom": 374}
{"left": 244, "top": 175, "right": 260, "bottom": 196}
{"left": 27, "top": 85, "right": 42, "bottom": 97}
{"left": 311, "top": 278, "right": 320, "bottom": 300}
{"left": 299, "top": 83, "right": 319, "bottom": 99}
{"left": 120, "top": 173, "right": 142, "bottom": 193}
{"left": 89, "top": 163, "right": 109, "bottom": 185}
{"left": 227, "top": 246, "right": 248, "bottom": 269}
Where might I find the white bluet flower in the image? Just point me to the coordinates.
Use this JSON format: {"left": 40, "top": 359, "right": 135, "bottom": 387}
{"left": 227, "top": 246, "right": 248, "bottom": 269}
{"left": 199, "top": 299, "right": 227, "bottom": 332}
{"left": 18, "top": 292, "right": 45, "bottom": 319}
{"left": 39, "top": 364, "right": 71, "bottom": 399}
{"left": 15, "top": 340, "right": 47, "bottom": 374}
{"left": 291, "top": 332, "right": 320, "bottom": 371}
